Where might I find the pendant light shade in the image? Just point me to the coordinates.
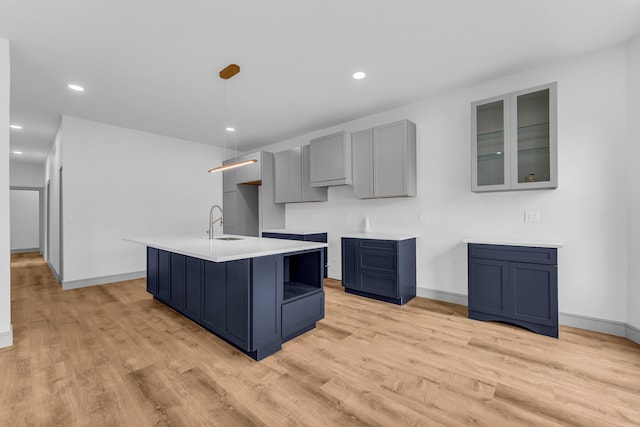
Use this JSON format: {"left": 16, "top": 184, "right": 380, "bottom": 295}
{"left": 208, "top": 64, "right": 257, "bottom": 173}
{"left": 208, "top": 158, "right": 257, "bottom": 173}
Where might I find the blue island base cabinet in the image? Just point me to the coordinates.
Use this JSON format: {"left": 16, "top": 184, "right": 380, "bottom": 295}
{"left": 146, "top": 246, "right": 325, "bottom": 360}
{"left": 467, "top": 243, "right": 558, "bottom": 338}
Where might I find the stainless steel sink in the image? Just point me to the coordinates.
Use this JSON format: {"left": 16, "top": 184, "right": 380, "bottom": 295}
{"left": 214, "top": 237, "right": 243, "bottom": 241}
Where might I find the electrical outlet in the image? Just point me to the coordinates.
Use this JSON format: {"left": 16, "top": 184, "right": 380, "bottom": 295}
{"left": 524, "top": 211, "right": 540, "bottom": 222}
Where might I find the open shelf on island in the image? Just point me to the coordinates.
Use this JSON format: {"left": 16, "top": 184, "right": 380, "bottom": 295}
{"left": 282, "top": 250, "right": 323, "bottom": 303}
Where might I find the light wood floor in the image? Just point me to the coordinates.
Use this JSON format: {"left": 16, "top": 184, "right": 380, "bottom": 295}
{"left": 2, "top": 253, "right": 640, "bottom": 426}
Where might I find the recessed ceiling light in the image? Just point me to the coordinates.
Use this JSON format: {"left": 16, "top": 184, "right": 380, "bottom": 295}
{"left": 13, "top": 151, "right": 23, "bottom": 155}
{"left": 352, "top": 71, "right": 366, "bottom": 80}
{"left": 68, "top": 84, "right": 85, "bottom": 92}
{"left": 226, "top": 127, "right": 236, "bottom": 132}
{"left": 9, "top": 124, "right": 23, "bottom": 130}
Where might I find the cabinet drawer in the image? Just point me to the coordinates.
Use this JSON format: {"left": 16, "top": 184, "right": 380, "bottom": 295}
{"left": 359, "top": 239, "right": 397, "bottom": 252}
{"left": 359, "top": 271, "right": 397, "bottom": 298}
{"left": 468, "top": 244, "right": 556, "bottom": 265}
{"left": 282, "top": 291, "right": 324, "bottom": 340}
{"left": 359, "top": 251, "right": 397, "bottom": 275}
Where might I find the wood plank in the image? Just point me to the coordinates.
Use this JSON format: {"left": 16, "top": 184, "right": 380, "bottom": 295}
{"left": 2, "top": 252, "right": 640, "bottom": 426}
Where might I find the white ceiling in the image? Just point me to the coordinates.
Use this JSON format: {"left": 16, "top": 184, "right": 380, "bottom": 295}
{"left": 2, "top": 0, "right": 640, "bottom": 164}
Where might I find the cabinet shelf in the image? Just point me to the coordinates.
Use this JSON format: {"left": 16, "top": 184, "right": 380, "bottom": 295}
{"left": 477, "top": 153, "right": 505, "bottom": 161}
{"left": 283, "top": 281, "right": 322, "bottom": 303}
{"left": 518, "top": 146, "right": 549, "bottom": 154}
{"left": 477, "top": 130, "right": 504, "bottom": 142}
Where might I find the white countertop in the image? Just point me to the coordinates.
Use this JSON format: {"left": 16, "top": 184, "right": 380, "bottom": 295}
{"left": 124, "top": 234, "right": 328, "bottom": 262}
{"left": 341, "top": 232, "right": 418, "bottom": 241}
{"left": 463, "top": 237, "right": 563, "bottom": 248}
{"left": 261, "top": 229, "right": 327, "bottom": 235}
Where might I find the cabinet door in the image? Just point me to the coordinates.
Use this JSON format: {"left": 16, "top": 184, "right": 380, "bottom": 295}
{"left": 510, "top": 83, "right": 557, "bottom": 190}
{"left": 273, "top": 150, "right": 289, "bottom": 203}
{"left": 146, "top": 247, "right": 158, "bottom": 295}
{"left": 373, "top": 121, "right": 407, "bottom": 198}
{"left": 509, "top": 262, "right": 558, "bottom": 327}
{"left": 184, "top": 256, "right": 202, "bottom": 321}
{"left": 202, "top": 260, "right": 226, "bottom": 333}
{"left": 236, "top": 152, "right": 262, "bottom": 184}
{"left": 471, "top": 95, "right": 511, "bottom": 192}
{"left": 170, "top": 253, "right": 186, "bottom": 310}
{"left": 342, "top": 238, "right": 357, "bottom": 289}
{"left": 468, "top": 258, "right": 509, "bottom": 316}
{"left": 274, "top": 149, "right": 301, "bottom": 203}
{"left": 301, "top": 145, "right": 327, "bottom": 202}
{"left": 309, "top": 131, "right": 351, "bottom": 186}
{"left": 288, "top": 148, "right": 302, "bottom": 201}
{"left": 251, "top": 255, "right": 282, "bottom": 349}
{"left": 222, "top": 191, "right": 236, "bottom": 235}
{"left": 352, "top": 129, "right": 373, "bottom": 199}
{"left": 224, "top": 260, "right": 251, "bottom": 350}
{"left": 157, "top": 250, "right": 171, "bottom": 301}
{"left": 223, "top": 168, "right": 236, "bottom": 192}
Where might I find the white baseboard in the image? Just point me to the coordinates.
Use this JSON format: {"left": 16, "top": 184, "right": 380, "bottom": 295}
{"left": 416, "top": 286, "right": 636, "bottom": 341}
{"left": 558, "top": 312, "right": 626, "bottom": 337}
{"left": 62, "top": 271, "right": 145, "bottom": 290}
{"left": 11, "top": 248, "right": 39, "bottom": 254}
{"left": 627, "top": 324, "right": 640, "bottom": 345}
{"left": 416, "top": 287, "right": 467, "bottom": 306}
{"left": 48, "top": 261, "right": 61, "bottom": 283}
{"left": 0, "top": 325, "right": 13, "bottom": 349}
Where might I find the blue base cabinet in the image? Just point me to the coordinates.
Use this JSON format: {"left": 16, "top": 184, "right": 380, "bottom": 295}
{"left": 146, "top": 246, "right": 324, "bottom": 360}
{"left": 341, "top": 237, "right": 416, "bottom": 305}
{"left": 467, "top": 243, "right": 558, "bottom": 338}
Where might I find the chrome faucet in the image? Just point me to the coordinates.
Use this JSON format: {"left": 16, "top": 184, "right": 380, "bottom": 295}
{"left": 208, "top": 205, "right": 223, "bottom": 239}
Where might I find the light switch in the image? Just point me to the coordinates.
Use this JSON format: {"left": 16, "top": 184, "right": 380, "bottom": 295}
{"left": 524, "top": 211, "right": 540, "bottom": 222}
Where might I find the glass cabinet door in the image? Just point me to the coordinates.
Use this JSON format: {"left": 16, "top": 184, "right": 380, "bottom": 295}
{"left": 510, "top": 83, "right": 557, "bottom": 190}
{"left": 471, "top": 95, "right": 510, "bottom": 192}
{"left": 471, "top": 82, "right": 557, "bottom": 192}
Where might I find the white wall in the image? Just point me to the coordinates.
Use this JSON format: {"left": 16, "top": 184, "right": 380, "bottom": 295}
{"left": 44, "top": 125, "right": 62, "bottom": 277}
{"left": 0, "top": 38, "right": 12, "bottom": 348}
{"left": 10, "top": 190, "right": 40, "bottom": 251}
{"left": 259, "top": 45, "right": 630, "bottom": 325}
{"left": 10, "top": 161, "right": 45, "bottom": 187}
{"left": 627, "top": 34, "right": 640, "bottom": 331}
{"left": 57, "top": 116, "right": 225, "bottom": 286}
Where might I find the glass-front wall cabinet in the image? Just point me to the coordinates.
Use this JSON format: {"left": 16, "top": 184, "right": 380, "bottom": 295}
{"left": 471, "top": 83, "right": 557, "bottom": 192}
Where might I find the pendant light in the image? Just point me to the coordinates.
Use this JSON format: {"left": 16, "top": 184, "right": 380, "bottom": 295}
{"left": 208, "top": 64, "right": 258, "bottom": 173}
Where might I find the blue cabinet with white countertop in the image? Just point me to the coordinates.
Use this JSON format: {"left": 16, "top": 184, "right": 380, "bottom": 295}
{"left": 464, "top": 238, "right": 561, "bottom": 338}
{"left": 341, "top": 233, "right": 417, "bottom": 305}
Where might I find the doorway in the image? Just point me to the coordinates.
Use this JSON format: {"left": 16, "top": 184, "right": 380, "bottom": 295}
{"left": 9, "top": 187, "right": 43, "bottom": 254}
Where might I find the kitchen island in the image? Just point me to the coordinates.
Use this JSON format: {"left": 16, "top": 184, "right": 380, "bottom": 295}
{"left": 125, "top": 234, "right": 327, "bottom": 360}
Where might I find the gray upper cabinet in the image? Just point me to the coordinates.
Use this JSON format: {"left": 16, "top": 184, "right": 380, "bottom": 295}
{"left": 222, "top": 151, "right": 284, "bottom": 236}
{"left": 309, "top": 131, "right": 352, "bottom": 187}
{"left": 224, "top": 151, "right": 262, "bottom": 186}
{"left": 235, "top": 151, "right": 262, "bottom": 184}
{"left": 274, "top": 148, "right": 301, "bottom": 203}
{"left": 352, "top": 120, "right": 417, "bottom": 199}
{"left": 274, "top": 145, "right": 328, "bottom": 204}
{"left": 471, "top": 82, "right": 558, "bottom": 192}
